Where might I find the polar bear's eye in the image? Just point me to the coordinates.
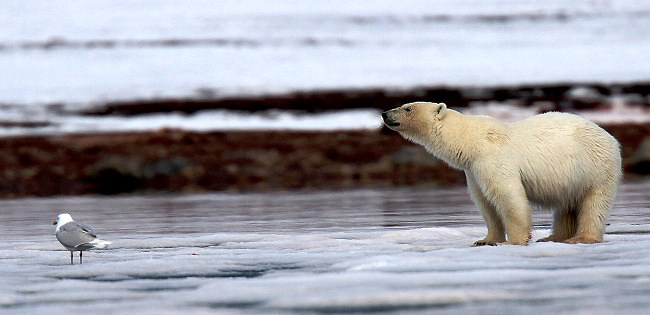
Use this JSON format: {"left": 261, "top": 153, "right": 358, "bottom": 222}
{"left": 404, "top": 107, "right": 412, "bottom": 112}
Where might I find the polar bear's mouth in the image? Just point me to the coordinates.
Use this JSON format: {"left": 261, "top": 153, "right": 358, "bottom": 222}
{"left": 381, "top": 112, "right": 400, "bottom": 127}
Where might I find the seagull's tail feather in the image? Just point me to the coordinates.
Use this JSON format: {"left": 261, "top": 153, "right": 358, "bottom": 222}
{"left": 89, "top": 238, "right": 112, "bottom": 249}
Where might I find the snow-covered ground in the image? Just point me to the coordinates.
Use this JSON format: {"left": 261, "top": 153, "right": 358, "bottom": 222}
{"left": 1, "top": 181, "right": 649, "bottom": 314}
{"left": 0, "top": 109, "right": 385, "bottom": 136}
{"left": 463, "top": 101, "right": 650, "bottom": 123}
{"left": 2, "top": 0, "right": 650, "bottom": 105}
{"left": 2, "top": 103, "right": 649, "bottom": 137}
{"left": 1, "top": 0, "right": 649, "bottom": 135}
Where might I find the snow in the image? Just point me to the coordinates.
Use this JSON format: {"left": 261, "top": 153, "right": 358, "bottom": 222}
{"left": 576, "top": 102, "right": 650, "bottom": 124}
{"left": 0, "top": 109, "right": 384, "bottom": 136}
{"left": 1, "top": 181, "right": 649, "bottom": 314}
{"left": 1, "top": 102, "right": 648, "bottom": 136}
{"left": 1, "top": 0, "right": 649, "bottom": 106}
{"left": 462, "top": 102, "right": 650, "bottom": 124}
{"left": 1, "top": 0, "right": 649, "bottom": 135}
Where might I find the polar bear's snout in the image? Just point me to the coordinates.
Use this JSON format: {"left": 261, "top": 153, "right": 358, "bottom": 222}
{"left": 382, "top": 111, "right": 400, "bottom": 127}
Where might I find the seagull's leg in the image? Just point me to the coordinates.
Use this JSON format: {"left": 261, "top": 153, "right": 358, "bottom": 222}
{"left": 70, "top": 251, "right": 73, "bottom": 265}
{"left": 80, "top": 251, "right": 83, "bottom": 264}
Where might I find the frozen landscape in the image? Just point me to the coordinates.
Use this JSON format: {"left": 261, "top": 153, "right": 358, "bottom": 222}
{"left": 1, "top": 1, "right": 649, "bottom": 314}
{"left": 3, "top": 0, "right": 650, "bottom": 104}
{"left": 1, "top": 0, "right": 649, "bottom": 135}
{"left": 1, "top": 181, "right": 649, "bottom": 314}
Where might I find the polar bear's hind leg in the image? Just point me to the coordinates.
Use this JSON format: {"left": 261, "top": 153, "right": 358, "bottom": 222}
{"left": 564, "top": 185, "right": 615, "bottom": 244}
{"left": 537, "top": 207, "right": 578, "bottom": 242}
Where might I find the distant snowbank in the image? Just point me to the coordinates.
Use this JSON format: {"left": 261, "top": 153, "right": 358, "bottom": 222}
{"left": 1, "top": 103, "right": 647, "bottom": 137}
{"left": 0, "top": 109, "right": 384, "bottom": 136}
{"left": 576, "top": 102, "right": 650, "bottom": 124}
{"left": 462, "top": 102, "right": 650, "bottom": 124}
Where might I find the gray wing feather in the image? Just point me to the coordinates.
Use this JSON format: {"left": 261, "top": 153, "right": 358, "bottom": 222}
{"left": 76, "top": 223, "right": 97, "bottom": 237}
{"left": 56, "top": 222, "right": 98, "bottom": 250}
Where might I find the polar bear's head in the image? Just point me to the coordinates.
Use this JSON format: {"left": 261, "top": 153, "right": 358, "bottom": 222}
{"left": 381, "top": 102, "right": 447, "bottom": 138}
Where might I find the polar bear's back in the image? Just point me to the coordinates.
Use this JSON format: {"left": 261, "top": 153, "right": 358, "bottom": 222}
{"left": 508, "top": 112, "right": 621, "bottom": 208}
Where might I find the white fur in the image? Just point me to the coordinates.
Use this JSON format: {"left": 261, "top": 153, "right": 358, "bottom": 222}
{"left": 383, "top": 102, "right": 622, "bottom": 245}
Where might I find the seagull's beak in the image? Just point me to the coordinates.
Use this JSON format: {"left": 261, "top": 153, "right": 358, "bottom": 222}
{"left": 53, "top": 220, "right": 57, "bottom": 225}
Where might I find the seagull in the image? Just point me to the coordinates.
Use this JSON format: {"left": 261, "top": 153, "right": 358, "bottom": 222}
{"left": 53, "top": 213, "right": 111, "bottom": 265}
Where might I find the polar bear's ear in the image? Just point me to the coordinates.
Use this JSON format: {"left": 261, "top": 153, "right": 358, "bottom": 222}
{"left": 436, "top": 103, "right": 447, "bottom": 117}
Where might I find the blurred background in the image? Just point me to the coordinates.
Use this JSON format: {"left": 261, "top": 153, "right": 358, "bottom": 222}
{"left": 1, "top": 0, "right": 649, "bottom": 197}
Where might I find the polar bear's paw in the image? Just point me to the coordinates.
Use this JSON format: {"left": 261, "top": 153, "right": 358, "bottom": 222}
{"left": 563, "top": 236, "right": 601, "bottom": 244}
{"left": 472, "top": 239, "right": 498, "bottom": 247}
{"left": 537, "top": 235, "right": 564, "bottom": 242}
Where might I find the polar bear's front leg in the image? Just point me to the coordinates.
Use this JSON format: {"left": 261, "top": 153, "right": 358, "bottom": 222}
{"left": 475, "top": 173, "right": 532, "bottom": 246}
{"left": 467, "top": 174, "right": 505, "bottom": 246}
{"left": 495, "top": 186, "right": 532, "bottom": 246}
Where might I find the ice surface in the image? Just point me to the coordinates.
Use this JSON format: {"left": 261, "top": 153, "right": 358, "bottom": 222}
{"left": 0, "top": 181, "right": 649, "bottom": 314}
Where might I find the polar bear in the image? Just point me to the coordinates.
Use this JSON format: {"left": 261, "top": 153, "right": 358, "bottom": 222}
{"left": 382, "top": 102, "right": 621, "bottom": 246}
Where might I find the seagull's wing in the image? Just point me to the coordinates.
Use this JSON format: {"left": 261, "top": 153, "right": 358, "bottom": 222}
{"left": 76, "top": 222, "right": 97, "bottom": 237}
{"left": 56, "top": 221, "right": 98, "bottom": 249}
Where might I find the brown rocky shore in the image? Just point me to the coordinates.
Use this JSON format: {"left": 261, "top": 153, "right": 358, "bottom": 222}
{"left": 1, "top": 123, "right": 649, "bottom": 198}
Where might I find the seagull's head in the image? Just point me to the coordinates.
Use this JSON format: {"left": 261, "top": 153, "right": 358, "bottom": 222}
{"left": 54, "top": 213, "right": 73, "bottom": 228}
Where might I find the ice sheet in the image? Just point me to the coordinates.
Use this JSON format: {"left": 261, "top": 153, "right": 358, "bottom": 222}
{"left": 0, "top": 181, "right": 649, "bottom": 314}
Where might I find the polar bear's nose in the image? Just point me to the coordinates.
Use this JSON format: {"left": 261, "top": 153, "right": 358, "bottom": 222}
{"left": 382, "top": 111, "right": 400, "bottom": 127}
